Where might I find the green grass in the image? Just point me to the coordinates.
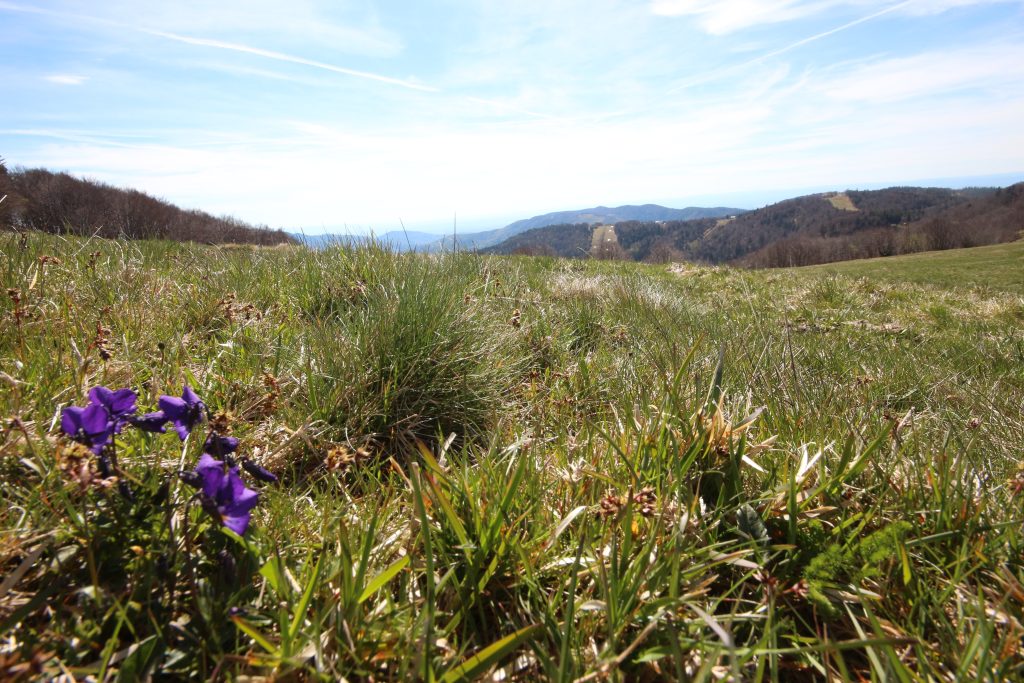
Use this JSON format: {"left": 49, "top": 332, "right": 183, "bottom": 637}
{"left": 803, "top": 240, "right": 1024, "bottom": 294}
{"left": 1, "top": 232, "right": 1023, "bottom": 680}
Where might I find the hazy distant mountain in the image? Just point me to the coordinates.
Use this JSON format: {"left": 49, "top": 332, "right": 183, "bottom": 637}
{"left": 291, "top": 204, "right": 743, "bottom": 251}
{"left": 289, "top": 229, "right": 447, "bottom": 250}
{"left": 505, "top": 204, "right": 743, "bottom": 233}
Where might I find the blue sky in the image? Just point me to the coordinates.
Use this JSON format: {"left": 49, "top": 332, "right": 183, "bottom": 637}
{"left": 1, "top": 0, "right": 1022, "bottom": 234}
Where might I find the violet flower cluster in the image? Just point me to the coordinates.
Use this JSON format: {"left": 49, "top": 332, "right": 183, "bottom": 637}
{"left": 61, "top": 386, "right": 137, "bottom": 455}
{"left": 60, "top": 384, "right": 277, "bottom": 536}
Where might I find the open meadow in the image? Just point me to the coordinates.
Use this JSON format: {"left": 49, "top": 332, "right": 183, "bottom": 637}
{"left": 2, "top": 232, "right": 1022, "bottom": 680}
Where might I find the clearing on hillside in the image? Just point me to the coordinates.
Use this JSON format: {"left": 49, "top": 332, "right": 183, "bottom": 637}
{"left": 590, "top": 224, "right": 618, "bottom": 250}
{"left": 825, "top": 191, "right": 859, "bottom": 211}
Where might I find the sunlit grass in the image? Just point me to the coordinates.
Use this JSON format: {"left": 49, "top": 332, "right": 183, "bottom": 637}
{"left": 804, "top": 239, "right": 1024, "bottom": 294}
{"left": 1, "top": 231, "right": 1022, "bottom": 680}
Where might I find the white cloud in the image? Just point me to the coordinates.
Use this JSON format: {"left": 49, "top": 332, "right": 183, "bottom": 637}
{"left": 650, "top": 0, "right": 1019, "bottom": 33}
{"left": 16, "top": 78, "right": 1024, "bottom": 232}
{"left": 900, "top": 0, "right": 1020, "bottom": 14}
{"left": 651, "top": 0, "right": 830, "bottom": 34}
{"left": 4, "top": 0, "right": 1023, "bottom": 232}
{"left": 0, "top": 0, "right": 404, "bottom": 58}
{"left": 668, "top": 0, "right": 914, "bottom": 91}
{"left": 44, "top": 74, "right": 87, "bottom": 85}
{"left": 822, "top": 43, "right": 1024, "bottom": 101}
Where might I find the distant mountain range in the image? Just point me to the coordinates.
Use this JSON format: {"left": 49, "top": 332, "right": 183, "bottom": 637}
{"left": 290, "top": 229, "right": 442, "bottom": 250}
{"left": 440, "top": 204, "right": 744, "bottom": 251}
{"left": 483, "top": 185, "right": 1024, "bottom": 268}
{"left": 291, "top": 204, "right": 744, "bottom": 251}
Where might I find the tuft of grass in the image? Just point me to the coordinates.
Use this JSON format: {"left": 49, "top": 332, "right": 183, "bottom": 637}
{"left": 303, "top": 247, "right": 526, "bottom": 454}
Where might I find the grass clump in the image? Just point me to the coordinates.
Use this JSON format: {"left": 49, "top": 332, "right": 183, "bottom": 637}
{"left": 305, "top": 249, "right": 525, "bottom": 454}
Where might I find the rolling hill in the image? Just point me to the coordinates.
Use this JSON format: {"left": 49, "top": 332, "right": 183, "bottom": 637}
{"left": 805, "top": 239, "right": 1024, "bottom": 293}
{"left": 1, "top": 162, "right": 293, "bottom": 245}
{"left": 485, "top": 184, "right": 1024, "bottom": 267}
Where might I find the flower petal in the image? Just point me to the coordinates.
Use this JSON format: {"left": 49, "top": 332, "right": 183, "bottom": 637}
{"left": 182, "top": 384, "right": 204, "bottom": 410}
{"left": 158, "top": 395, "right": 187, "bottom": 420}
{"left": 220, "top": 467, "right": 247, "bottom": 504}
{"left": 82, "top": 404, "right": 112, "bottom": 436}
{"left": 195, "top": 454, "right": 226, "bottom": 498}
{"left": 223, "top": 486, "right": 259, "bottom": 517}
{"left": 132, "top": 411, "right": 168, "bottom": 433}
{"left": 88, "top": 386, "right": 114, "bottom": 408}
{"left": 173, "top": 422, "right": 191, "bottom": 440}
{"left": 61, "top": 405, "right": 84, "bottom": 436}
{"left": 221, "top": 511, "right": 252, "bottom": 536}
{"left": 108, "top": 388, "right": 138, "bottom": 415}
{"left": 242, "top": 458, "right": 279, "bottom": 484}
{"left": 204, "top": 433, "right": 239, "bottom": 456}
{"left": 219, "top": 482, "right": 259, "bottom": 536}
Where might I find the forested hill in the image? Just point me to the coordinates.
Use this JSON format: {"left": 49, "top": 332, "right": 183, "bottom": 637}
{"left": 0, "top": 161, "right": 293, "bottom": 245}
{"left": 486, "top": 185, "right": 1024, "bottom": 266}
{"left": 481, "top": 222, "right": 595, "bottom": 258}
{"left": 742, "top": 184, "right": 1023, "bottom": 267}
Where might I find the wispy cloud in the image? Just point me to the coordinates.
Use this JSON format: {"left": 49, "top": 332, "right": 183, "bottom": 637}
{"left": 650, "top": 0, "right": 1018, "bottom": 34}
{"left": 141, "top": 29, "right": 438, "bottom": 92}
{"left": 669, "top": 0, "right": 914, "bottom": 91}
{"left": 44, "top": 74, "right": 87, "bottom": 85}
{"left": 651, "top": 0, "right": 833, "bottom": 34}
{"left": 0, "top": 0, "right": 423, "bottom": 92}
{"left": 0, "top": 0, "right": 403, "bottom": 57}
{"left": 822, "top": 42, "right": 1024, "bottom": 101}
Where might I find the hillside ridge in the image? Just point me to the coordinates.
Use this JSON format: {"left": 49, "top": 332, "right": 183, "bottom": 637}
{"left": 485, "top": 184, "right": 1023, "bottom": 267}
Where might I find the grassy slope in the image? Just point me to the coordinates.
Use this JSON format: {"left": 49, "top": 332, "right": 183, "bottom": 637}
{"left": 2, "top": 232, "right": 1023, "bottom": 680}
{"left": 804, "top": 240, "right": 1024, "bottom": 294}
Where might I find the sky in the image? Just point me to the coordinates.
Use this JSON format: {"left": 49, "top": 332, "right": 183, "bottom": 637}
{"left": 1, "top": 0, "right": 1023, "bottom": 235}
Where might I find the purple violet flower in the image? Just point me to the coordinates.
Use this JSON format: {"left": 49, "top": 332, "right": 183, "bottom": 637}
{"left": 204, "top": 433, "right": 239, "bottom": 456}
{"left": 159, "top": 385, "right": 206, "bottom": 441}
{"left": 186, "top": 454, "right": 259, "bottom": 536}
{"left": 61, "top": 404, "right": 114, "bottom": 454}
{"left": 87, "top": 386, "right": 137, "bottom": 433}
{"left": 241, "top": 458, "right": 279, "bottom": 484}
{"left": 132, "top": 411, "right": 169, "bottom": 433}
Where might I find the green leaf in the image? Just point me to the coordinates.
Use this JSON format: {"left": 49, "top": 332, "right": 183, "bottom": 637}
{"left": 426, "top": 474, "right": 470, "bottom": 550}
{"left": 634, "top": 645, "right": 674, "bottom": 663}
{"left": 231, "top": 615, "right": 279, "bottom": 656}
{"left": 116, "top": 636, "right": 162, "bottom": 682}
{"left": 440, "top": 624, "right": 541, "bottom": 683}
{"left": 288, "top": 554, "right": 322, "bottom": 641}
{"left": 550, "top": 505, "right": 588, "bottom": 545}
{"left": 358, "top": 555, "right": 410, "bottom": 604}
{"left": 260, "top": 556, "right": 285, "bottom": 596}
